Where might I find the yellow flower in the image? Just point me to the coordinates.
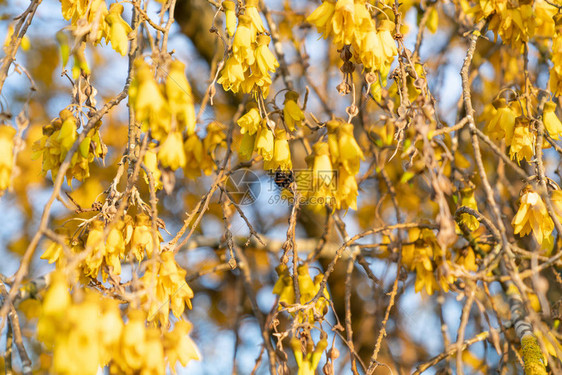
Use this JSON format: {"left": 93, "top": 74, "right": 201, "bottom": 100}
{"left": 377, "top": 20, "right": 398, "bottom": 65}
{"left": 84, "top": 220, "right": 106, "bottom": 277}
{"left": 254, "top": 34, "right": 279, "bottom": 77}
{"left": 311, "top": 142, "right": 336, "bottom": 204}
{"left": 331, "top": 0, "right": 354, "bottom": 47}
{"left": 283, "top": 91, "right": 305, "bottom": 131}
{"left": 543, "top": 101, "right": 562, "bottom": 140}
{"left": 337, "top": 122, "right": 364, "bottom": 175}
{"left": 335, "top": 168, "right": 359, "bottom": 211}
{"left": 217, "top": 56, "right": 245, "bottom": 93}
{"left": 164, "top": 320, "right": 201, "bottom": 371}
{"left": 512, "top": 189, "right": 554, "bottom": 246}
{"left": 158, "top": 131, "right": 186, "bottom": 170}
{"left": 105, "top": 3, "right": 131, "bottom": 56}
{"left": 264, "top": 128, "right": 292, "bottom": 171}
{"left": 237, "top": 102, "right": 261, "bottom": 135}
{"left": 130, "top": 59, "right": 170, "bottom": 141}
{"left": 130, "top": 214, "right": 160, "bottom": 260}
{"left": 255, "top": 121, "right": 274, "bottom": 161}
{"left": 0, "top": 125, "right": 16, "bottom": 191}
{"left": 57, "top": 109, "right": 77, "bottom": 162}
{"left": 238, "top": 132, "right": 256, "bottom": 160}
{"left": 183, "top": 133, "right": 205, "bottom": 179}
{"left": 509, "top": 116, "right": 535, "bottom": 163}
{"left": 166, "top": 60, "right": 197, "bottom": 135}
{"left": 232, "top": 15, "right": 255, "bottom": 65}
{"left": 306, "top": 0, "right": 336, "bottom": 38}
{"left": 485, "top": 98, "right": 516, "bottom": 144}
{"left": 143, "top": 145, "right": 163, "bottom": 190}
{"left": 222, "top": 0, "right": 237, "bottom": 37}
{"left": 245, "top": 0, "right": 265, "bottom": 35}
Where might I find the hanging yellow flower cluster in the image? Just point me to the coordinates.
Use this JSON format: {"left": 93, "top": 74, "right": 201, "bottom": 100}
{"left": 272, "top": 264, "right": 330, "bottom": 324}
{"left": 306, "top": 0, "right": 397, "bottom": 75}
{"left": 326, "top": 120, "right": 364, "bottom": 211}
{"left": 512, "top": 188, "right": 554, "bottom": 247}
{"left": 60, "top": 0, "right": 132, "bottom": 56}
{"left": 218, "top": 0, "right": 279, "bottom": 96}
{"left": 484, "top": 97, "right": 562, "bottom": 164}
{"left": 130, "top": 59, "right": 225, "bottom": 184}
{"left": 32, "top": 109, "right": 106, "bottom": 186}
{"left": 139, "top": 251, "right": 194, "bottom": 327}
{"left": 0, "top": 125, "right": 16, "bottom": 191}
{"left": 237, "top": 107, "right": 293, "bottom": 171}
{"left": 38, "top": 273, "right": 200, "bottom": 375}
{"left": 401, "top": 228, "right": 456, "bottom": 295}
{"left": 40, "top": 214, "right": 163, "bottom": 281}
{"left": 467, "top": 0, "right": 535, "bottom": 52}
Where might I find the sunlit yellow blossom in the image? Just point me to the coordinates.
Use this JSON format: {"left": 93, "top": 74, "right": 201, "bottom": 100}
{"left": 337, "top": 122, "right": 364, "bottom": 175}
{"left": 255, "top": 121, "right": 274, "bottom": 161}
{"left": 245, "top": 0, "right": 266, "bottom": 35}
{"left": 283, "top": 91, "right": 305, "bottom": 131}
{"left": 264, "top": 128, "right": 292, "bottom": 171}
{"left": 0, "top": 125, "right": 16, "bottom": 191}
{"left": 543, "top": 101, "right": 562, "bottom": 140}
{"left": 164, "top": 320, "right": 201, "bottom": 371}
{"left": 232, "top": 15, "right": 255, "bottom": 65}
{"left": 166, "top": 60, "right": 197, "bottom": 135}
{"left": 485, "top": 98, "right": 516, "bottom": 144}
{"left": 158, "top": 132, "right": 186, "bottom": 170}
{"left": 512, "top": 189, "right": 554, "bottom": 246}
{"left": 254, "top": 34, "right": 279, "bottom": 77}
{"left": 130, "top": 214, "right": 160, "bottom": 260}
{"left": 331, "top": 0, "right": 354, "bottom": 47}
{"left": 509, "top": 116, "right": 535, "bottom": 163}
{"left": 217, "top": 56, "right": 245, "bottom": 93}
{"left": 306, "top": 0, "right": 335, "bottom": 37}
{"left": 222, "top": 0, "right": 237, "bottom": 37}
{"left": 143, "top": 145, "right": 163, "bottom": 190}
{"left": 237, "top": 102, "right": 261, "bottom": 135}
{"left": 130, "top": 59, "right": 170, "bottom": 141}
{"left": 105, "top": 3, "right": 131, "bottom": 56}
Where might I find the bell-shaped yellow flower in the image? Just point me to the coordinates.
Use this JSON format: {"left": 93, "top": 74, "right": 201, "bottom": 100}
{"left": 335, "top": 168, "right": 359, "bottom": 211}
{"left": 377, "top": 20, "right": 398, "bottom": 64}
{"left": 166, "top": 60, "right": 197, "bottom": 135}
{"left": 105, "top": 3, "right": 132, "bottom": 56}
{"left": 512, "top": 189, "right": 554, "bottom": 246}
{"left": 331, "top": 0, "right": 354, "bottom": 48}
{"left": 222, "top": 1, "right": 237, "bottom": 37}
{"left": 306, "top": 0, "right": 335, "bottom": 37}
{"left": 255, "top": 121, "right": 274, "bottom": 161}
{"left": 237, "top": 102, "right": 261, "bottom": 135}
{"left": 485, "top": 98, "right": 516, "bottom": 144}
{"left": 217, "top": 56, "right": 245, "bottom": 93}
{"left": 131, "top": 59, "right": 170, "bottom": 141}
{"left": 337, "top": 122, "right": 364, "bottom": 175}
{"left": 509, "top": 116, "right": 535, "bottom": 163}
{"left": 283, "top": 91, "right": 305, "bottom": 131}
{"left": 245, "top": 0, "right": 265, "bottom": 35}
{"left": 254, "top": 34, "right": 279, "bottom": 77}
{"left": 0, "top": 125, "right": 16, "bottom": 191}
{"left": 543, "top": 101, "right": 562, "bottom": 140}
{"left": 143, "top": 145, "right": 163, "bottom": 190}
{"left": 232, "top": 15, "right": 255, "bottom": 65}
{"left": 264, "top": 128, "right": 292, "bottom": 171}
{"left": 311, "top": 142, "right": 336, "bottom": 203}
{"left": 164, "top": 320, "right": 201, "bottom": 370}
{"left": 158, "top": 131, "right": 186, "bottom": 170}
